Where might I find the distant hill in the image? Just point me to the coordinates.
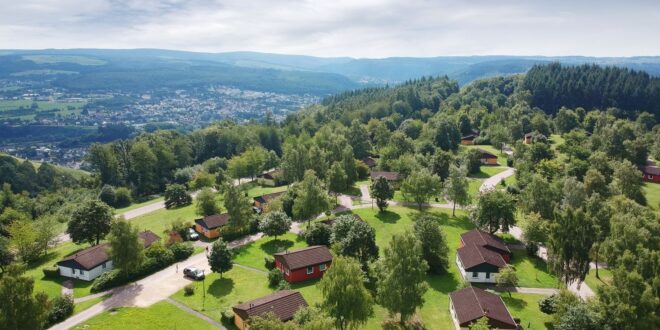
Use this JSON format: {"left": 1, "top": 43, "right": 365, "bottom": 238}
{"left": 2, "top": 49, "right": 660, "bottom": 94}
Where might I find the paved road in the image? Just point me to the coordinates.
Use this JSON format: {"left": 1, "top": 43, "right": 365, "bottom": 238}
{"left": 480, "top": 167, "right": 515, "bottom": 192}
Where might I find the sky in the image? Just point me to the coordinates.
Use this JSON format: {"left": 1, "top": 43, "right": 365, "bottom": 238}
{"left": 1, "top": 0, "right": 659, "bottom": 58}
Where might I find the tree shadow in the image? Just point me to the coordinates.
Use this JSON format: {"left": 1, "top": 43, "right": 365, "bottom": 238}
{"left": 208, "top": 277, "right": 235, "bottom": 298}
{"left": 259, "top": 239, "right": 294, "bottom": 254}
{"left": 427, "top": 272, "right": 460, "bottom": 294}
{"left": 290, "top": 278, "right": 321, "bottom": 291}
{"left": 500, "top": 295, "right": 528, "bottom": 310}
{"left": 375, "top": 210, "right": 401, "bottom": 224}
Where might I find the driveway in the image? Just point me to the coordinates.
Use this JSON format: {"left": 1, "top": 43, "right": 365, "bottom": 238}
{"left": 480, "top": 167, "right": 515, "bottom": 192}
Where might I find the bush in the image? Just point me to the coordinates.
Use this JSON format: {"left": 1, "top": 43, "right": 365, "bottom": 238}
{"left": 506, "top": 185, "right": 521, "bottom": 194}
{"left": 169, "top": 242, "right": 194, "bottom": 261}
{"left": 91, "top": 269, "right": 126, "bottom": 293}
{"left": 114, "top": 187, "right": 133, "bottom": 208}
{"left": 276, "top": 280, "right": 291, "bottom": 291}
{"left": 249, "top": 216, "right": 261, "bottom": 234}
{"left": 221, "top": 309, "right": 235, "bottom": 323}
{"left": 220, "top": 226, "right": 251, "bottom": 242}
{"left": 525, "top": 243, "right": 539, "bottom": 257}
{"left": 304, "top": 223, "right": 332, "bottom": 246}
{"left": 506, "top": 157, "right": 514, "bottom": 167}
{"left": 539, "top": 294, "right": 558, "bottom": 314}
{"left": 264, "top": 256, "right": 276, "bottom": 270}
{"left": 145, "top": 242, "right": 175, "bottom": 265}
{"left": 184, "top": 283, "right": 195, "bottom": 296}
{"left": 47, "top": 294, "right": 74, "bottom": 326}
{"left": 381, "top": 313, "right": 424, "bottom": 330}
{"left": 42, "top": 265, "right": 59, "bottom": 278}
{"left": 268, "top": 269, "right": 284, "bottom": 287}
{"left": 98, "top": 185, "right": 117, "bottom": 206}
{"left": 356, "top": 161, "right": 369, "bottom": 180}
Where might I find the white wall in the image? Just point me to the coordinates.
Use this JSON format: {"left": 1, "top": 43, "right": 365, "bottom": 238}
{"left": 58, "top": 260, "right": 113, "bottom": 281}
{"left": 455, "top": 255, "right": 498, "bottom": 284}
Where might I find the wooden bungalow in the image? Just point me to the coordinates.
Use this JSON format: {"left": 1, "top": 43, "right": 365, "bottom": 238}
{"left": 274, "top": 246, "right": 333, "bottom": 283}
{"left": 232, "top": 290, "right": 308, "bottom": 330}
{"left": 194, "top": 213, "right": 230, "bottom": 239}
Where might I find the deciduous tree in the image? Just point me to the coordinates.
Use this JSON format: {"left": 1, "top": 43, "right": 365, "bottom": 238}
{"left": 293, "top": 171, "right": 330, "bottom": 224}
{"left": 472, "top": 190, "right": 516, "bottom": 233}
{"left": 413, "top": 214, "right": 449, "bottom": 274}
{"left": 164, "top": 183, "right": 192, "bottom": 209}
{"left": 196, "top": 188, "right": 220, "bottom": 217}
{"left": 208, "top": 238, "right": 233, "bottom": 278}
{"left": 371, "top": 176, "right": 394, "bottom": 212}
{"left": 108, "top": 219, "right": 144, "bottom": 276}
{"left": 259, "top": 211, "right": 291, "bottom": 240}
{"left": 67, "top": 199, "right": 113, "bottom": 245}
{"left": 400, "top": 168, "right": 441, "bottom": 210}
{"left": 445, "top": 165, "right": 470, "bottom": 216}
{"left": 224, "top": 185, "right": 252, "bottom": 228}
{"left": 0, "top": 265, "right": 50, "bottom": 330}
{"left": 548, "top": 207, "right": 594, "bottom": 286}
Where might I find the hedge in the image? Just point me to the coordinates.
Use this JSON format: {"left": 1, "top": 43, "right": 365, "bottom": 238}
{"left": 42, "top": 265, "right": 60, "bottom": 278}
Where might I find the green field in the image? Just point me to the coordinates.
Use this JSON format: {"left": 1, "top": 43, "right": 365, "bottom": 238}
{"left": 232, "top": 233, "right": 307, "bottom": 271}
{"left": 71, "top": 301, "right": 216, "bottom": 330}
{"left": 510, "top": 250, "right": 559, "bottom": 288}
{"left": 0, "top": 99, "right": 87, "bottom": 120}
{"left": 643, "top": 183, "right": 660, "bottom": 210}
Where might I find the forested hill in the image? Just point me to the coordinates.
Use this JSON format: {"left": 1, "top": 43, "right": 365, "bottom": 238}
{"left": 524, "top": 63, "right": 660, "bottom": 116}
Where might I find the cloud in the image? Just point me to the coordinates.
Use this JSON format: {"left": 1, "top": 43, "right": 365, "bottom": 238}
{"left": 0, "top": 0, "right": 658, "bottom": 57}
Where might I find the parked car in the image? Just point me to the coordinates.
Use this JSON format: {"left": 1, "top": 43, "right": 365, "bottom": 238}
{"left": 183, "top": 267, "right": 205, "bottom": 280}
{"left": 187, "top": 228, "right": 199, "bottom": 241}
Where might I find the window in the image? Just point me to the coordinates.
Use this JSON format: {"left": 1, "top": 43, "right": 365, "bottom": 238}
{"left": 306, "top": 266, "right": 314, "bottom": 275}
{"left": 472, "top": 272, "right": 478, "bottom": 278}
{"left": 320, "top": 264, "right": 327, "bottom": 271}
{"left": 485, "top": 272, "right": 490, "bottom": 279}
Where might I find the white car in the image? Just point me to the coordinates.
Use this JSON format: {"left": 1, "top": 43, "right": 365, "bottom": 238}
{"left": 188, "top": 228, "right": 199, "bottom": 241}
{"left": 183, "top": 267, "right": 205, "bottom": 280}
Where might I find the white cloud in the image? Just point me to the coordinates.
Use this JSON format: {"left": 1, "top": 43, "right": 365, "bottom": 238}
{"left": 0, "top": 0, "right": 658, "bottom": 57}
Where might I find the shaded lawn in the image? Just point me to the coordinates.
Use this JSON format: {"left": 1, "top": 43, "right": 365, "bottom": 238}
{"left": 510, "top": 250, "right": 558, "bottom": 288}
{"left": 232, "top": 233, "right": 307, "bottom": 271}
{"left": 27, "top": 241, "right": 95, "bottom": 299}
{"left": 584, "top": 268, "right": 613, "bottom": 291}
{"left": 74, "top": 294, "right": 111, "bottom": 315}
{"left": 501, "top": 293, "right": 553, "bottom": 330}
{"left": 643, "top": 182, "right": 660, "bottom": 210}
{"left": 470, "top": 166, "right": 507, "bottom": 179}
{"left": 392, "top": 190, "right": 447, "bottom": 204}
{"left": 461, "top": 144, "right": 509, "bottom": 165}
{"left": 242, "top": 183, "right": 288, "bottom": 198}
{"left": 549, "top": 134, "right": 565, "bottom": 151}
{"left": 171, "top": 266, "right": 273, "bottom": 326}
{"left": 114, "top": 196, "right": 164, "bottom": 214}
{"left": 71, "top": 301, "right": 216, "bottom": 330}
{"left": 468, "top": 179, "right": 483, "bottom": 199}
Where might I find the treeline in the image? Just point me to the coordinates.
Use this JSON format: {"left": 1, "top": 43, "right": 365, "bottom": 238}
{"left": 524, "top": 63, "right": 660, "bottom": 116}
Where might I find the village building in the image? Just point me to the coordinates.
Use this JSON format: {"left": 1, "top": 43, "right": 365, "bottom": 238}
{"left": 523, "top": 132, "right": 533, "bottom": 144}
{"left": 253, "top": 191, "right": 286, "bottom": 210}
{"left": 360, "top": 157, "right": 377, "bottom": 169}
{"left": 232, "top": 290, "right": 308, "bottom": 330}
{"left": 456, "top": 229, "right": 511, "bottom": 283}
{"left": 370, "top": 171, "right": 401, "bottom": 188}
{"left": 57, "top": 230, "right": 160, "bottom": 281}
{"left": 194, "top": 213, "right": 230, "bottom": 239}
{"left": 641, "top": 160, "right": 660, "bottom": 183}
{"left": 460, "top": 132, "right": 479, "bottom": 145}
{"left": 274, "top": 246, "right": 333, "bottom": 283}
{"left": 477, "top": 149, "right": 499, "bottom": 165}
{"left": 449, "top": 287, "right": 518, "bottom": 329}
{"left": 256, "top": 169, "right": 284, "bottom": 186}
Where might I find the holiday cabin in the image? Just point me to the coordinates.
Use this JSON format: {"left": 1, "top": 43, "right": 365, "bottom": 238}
{"left": 232, "top": 290, "right": 308, "bottom": 330}
{"left": 274, "top": 246, "right": 333, "bottom": 283}
{"left": 194, "top": 213, "right": 230, "bottom": 239}
{"left": 456, "top": 229, "right": 511, "bottom": 283}
{"left": 449, "top": 287, "right": 518, "bottom": 329}
{"left": 477, "top": 149, "right": 499, "bottom": 165}
{"left": 641, "top": 160, "right": 660, "bottom": 183}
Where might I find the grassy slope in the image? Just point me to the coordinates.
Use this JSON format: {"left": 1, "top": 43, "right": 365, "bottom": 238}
{"left": 71, "top": 301, "right": 216, "bottom": 330}
{"left": 114, "top": 196, "right": 164, "bottom": 214}
{"left": 232, "top": 233, "right": 307, "bottom": 271}
{"left": 643, "top": 182, "right": 660, "bottom": 210}
{"left": 28, "top": 242, "right": 94, "bottom": 299}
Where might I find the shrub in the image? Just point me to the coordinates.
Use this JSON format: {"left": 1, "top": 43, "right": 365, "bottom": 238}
{"left": 184, "top": 283, "right": 195, "bottom": 296}
{"left": 506, "top": 185, "right": 520, "bottom": 194}
{"left": 221, "top": 309, "right": 235, "bottom": 323}
{"left": 304, "top": 223, "right": 332, "bottom": 246}
{"left": 47, "top": 294, "right": 74, "bottom": 326}
{"left": 506, "top": 157, "right": 514, "bottom": 167}
{"left": 249, "top": 216, "right": 261, "bottom": 234}
{"left": 268, "top": 269, "right": 284, "bottom": 287}
{"left": 113, "top": 187, "right": 133, "bottom": 208}
{"left": 98, "top": 185, "right": 116, "bottom": 206}
{"left": 169, "top": 242, "right": 194, "bottom": 261}
{"left": 276, "top": 280, "right": 291, "bottom": 291}
{"left": 220, "top": 226, "right": 251, "bottom": 242}
{"left": 382, "top": 313, "right": 424, "bottom": 330}
{"left": 264, "top": 256, "right": 276, "bottom": 270}
{"left": 539, "top": 294, "right": 558, "bottom": 314}
{"left": 91, "top": 269, "right": 126, "bottom": 293}
{"left": 145, "top": 242, "right": 176, "bottom": 265}
{"left": 42, "top": 265, "right": 59, "bottom": 278}
{"left": 525, "top": 243, "right": 539, "bottom": 257}
{"left": 356, "top": 161, "right": 369, "bottom": 180}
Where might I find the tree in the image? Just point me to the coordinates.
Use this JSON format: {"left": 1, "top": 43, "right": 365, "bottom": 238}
{"left": 304, "top": 223, "right": 332, "bottom": 246}
{"left": 34, "top": 216, "right": 58, "bottom": 256}
{"left": 318, "top": 256, "right": 373, "bottom": 330}
{"left": 469, "top": 317, "right": 490, "bottom": 330}
{"left": 583, "top": 168, "right": 608, "bottom": 197}
{"left": 7, "top": 220, "right": 39, "bottom": 262}
{"left": 520, "top": 212, "right": 548, "bottom": 254}
{"left": 496, "top": 265, "right": 519, "bottom": 297}
{"left": 326, "top": 162, "right": 348, "bottom": 194}
{"left": 341, "top": 146, "right": 358, "bottom": 185}
{"left": 375, "top": 231, "right": 429, "bottom": 324}
{"left": 248, "top": 312, "right": 297, "bottom": 330}
{"left": 259, "top": 211, "right": 291, "bottom": 240}
{"left": 462, "top": 149, "right": 482, "bottom": 174}
{"left": 164, "top": 184, "right": 192, "bottom": 209}
{"left": 520, "top": 174, "right": 559, "bottom": 220}
{"left": 195, "top": 188, "right": 220, "bottom": 216}
{"left": 0, "top": 237, "right": 12, "bottom": 272}
{"left": 348, "top": 120, "right": 372, "bottom": 159}
{"left": 554, "top": 302, "right": 603, "bottom": 330}
{"left": 548, "top": 207, "right": 594, "bottom": 286}
{"left": 0, "top": 264, "right": 50, "bottom": 330}
{"left": 445, "top": 165, "right": 471, "bottom": 216}
{"left": 430, "top": 150, "right": 453, "bottom": 181}
{"left": 223, "top": 185, "right": 252, "bottom": 228}
{"left": 108, "top": 219, "right": 144, "bottom": 276}
{"left": 67, "top": 199, "right": 113, "bottom": 245}
{"left": 597, "top": 268, "right": 657, "bottom": 329}
{"left": 400, "top": 168, "right": 441, "bottom": 210}
{"left": 208, "top": 238, "right": 233, "bottom": 278}
{"left": 98, "top": 185, "right": 117, "bottom": 206}
{"left": 293, "top": 171, "right": 330, "bottom": 224}
{"left": 114, "top": 187, "right": 132, "bottom": 208}
{"left": 129, "top": 141, "right": 158, "bottom": 195}
{"left": 413, "top": 214, "right": 449, "bottom": 274}
{"left": 610, "top": 160, "right": 646, "bottom": 205}
{"left": 332, "top": 216, "right": 379, "bottom": 271}
{"left": 472, "top": 190, "right": 516, "bottom": 234}
{"left": 371, "top": 176, "right": 394, "bottom": 212}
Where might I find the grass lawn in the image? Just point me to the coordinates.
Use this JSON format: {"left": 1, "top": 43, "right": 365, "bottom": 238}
{"left": 242, "top": 183, "right": 288, "bottom": 198}
{"left": 470, "top": 166, "right": 507, "bottom": 179}
{"left": 171, "top": 266, "right": 273, "bottom": 327}
{"left": 549, "top": 134, "right": 565, "bottom": 151}
{"left": 71, "top": 301, "right": 216, "bottom": 330}
{"left": 643, "top": 182, "right": 660, "bottom": 210}
{"left": 114, "top": 196, "right": 164, "bottom": 214}
{"left": 510, "top": 250, "right": 558, "bottom": 288}
{"left": 73, "top": 294, "right": 111, "bottom": 315}
{"left": 461, "top": 145, "right": 509, "bottom": 165}
{"left": 501, "top": 293, "right": 553, "bottom": 330}
{"left": 232, "top": 233, "right": 307, "bottom": 271}
{"left": 468, "top": 179, "right": 483, "bottom": 199}
{"left": 27, "top": 242, "right": 95, "bottom": 299}
{"left": 392, "top": 190, "right": 447, "bottom": 204}
{"left": 584, "top": 268, "right": 613, "bottom": 291}
{"left": 504, "top": 174, "right": 518, "bottom": 187}
{"left": 129, "top": 203, "right": 200, "bottom": 236}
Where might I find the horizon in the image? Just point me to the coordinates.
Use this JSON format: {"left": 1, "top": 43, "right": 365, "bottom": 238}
{"left": 2, "top": 0, "right": 659, "bottom": 58}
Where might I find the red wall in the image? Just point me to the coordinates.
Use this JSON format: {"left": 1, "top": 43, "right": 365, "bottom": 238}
{"left": 643, "top": 173, "right": 660, "bottom": 183}
{"left": 276, "top": 259, "right": 332, "bottom": 283}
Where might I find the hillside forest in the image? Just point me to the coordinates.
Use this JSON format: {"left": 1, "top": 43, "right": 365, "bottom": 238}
{"left": 0, "top": 63, "right": 659, "bottom": 329}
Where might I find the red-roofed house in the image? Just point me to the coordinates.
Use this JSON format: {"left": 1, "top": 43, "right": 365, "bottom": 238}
{"left": 274, "top": 246, "right": 333, "bottom": 283}
{"left": 456, "top": 229, "right": 511, "bottom": 283}
{"left": 232, "top": 290, "right": 308, "bottom": 330}
{"left": 194, "top": 214, "right": 230, "bottom": 239}
{"left": 642, "top": 160, "right": 660, "bottom": 183}
{"left": 449, "top": 287, "right": 517, "bottom": 329}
